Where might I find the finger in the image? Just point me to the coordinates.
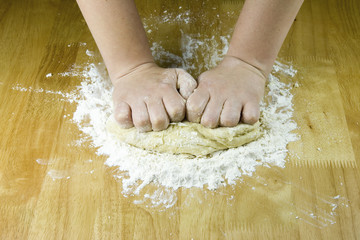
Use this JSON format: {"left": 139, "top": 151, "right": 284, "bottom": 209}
{"left": 145, "top": 98, "right": 170, "bottom": 131}
{"left": 113, "top": 101, "right": 134, "bottom": 128}
{"left": 219, "top": 100, "right": 241, "bottom": 127}
{"left": 163, "top": 90, "right": 186, "bottom": 122}
{"left": 200, "top": 98, "right": 224, "bottom": 128}
{"left": 241, "top": 101, "right": 260, "bottom": 124}
{"left": 176, "top": 68, "right": 197, "bottom": 99}
{"left": 186, "top": 87, "right": 210, "bottom": 123}
{"left": 130, "top": 101, "right": 152, "bottom": 132}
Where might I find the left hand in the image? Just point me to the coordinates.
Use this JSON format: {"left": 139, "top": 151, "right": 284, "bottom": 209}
{"left": 186, "top": 56, "right": 266, "bottom": 128}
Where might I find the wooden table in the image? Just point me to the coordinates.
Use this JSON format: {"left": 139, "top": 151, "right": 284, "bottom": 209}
{"left": 0, "top": 0, "right": 359, "bottom": 239}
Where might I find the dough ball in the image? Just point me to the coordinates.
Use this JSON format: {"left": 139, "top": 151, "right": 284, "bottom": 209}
{"left": 106, "top": 115, "right": 263, "bottom": 156}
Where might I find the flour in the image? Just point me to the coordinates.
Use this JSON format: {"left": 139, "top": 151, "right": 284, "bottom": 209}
{"left": 150, "top": 32, "right": 230, "bottom": 76}
{"left": 86, "top": 49, "right": 94, "bottom": 57}
{"left": 8, "top": 29, "right": 298, "bottom": 208}
{"left": 68, "top": 31, "right": 298, "bottom": 208}
{"left": 142, "top": 10, "right": 192, "bottom": 28}
{"left": 11, "top": 84, "right": 78, "bottom": 103}
{"left": 47, "top": 169, "right": 71, "bottom": 181}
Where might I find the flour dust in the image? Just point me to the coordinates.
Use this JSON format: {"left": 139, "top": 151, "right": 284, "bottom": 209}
{"left": 61, "top": 32, "right": 299, "bottom": 209}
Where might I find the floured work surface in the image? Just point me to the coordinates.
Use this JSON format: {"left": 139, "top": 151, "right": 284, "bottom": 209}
{"left": 106, "top": 116, "right": 262, "bottom": 156}
{"left": 0, "top": 0, "right": 360, "bottom": 239}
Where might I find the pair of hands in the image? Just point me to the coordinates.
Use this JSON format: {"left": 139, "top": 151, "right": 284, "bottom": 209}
{"left": 112, "top": 56, "right": 266, "bottom": 132}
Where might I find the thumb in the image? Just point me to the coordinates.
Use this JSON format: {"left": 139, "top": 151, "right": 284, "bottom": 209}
{"left": 175, "top": 68, "right": 197, "bottom": 99}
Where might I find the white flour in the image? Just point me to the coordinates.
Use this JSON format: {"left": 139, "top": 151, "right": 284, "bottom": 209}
{"left": 150, "top": 33, "right": 230, "bottom": 76}
{"left": 9, "top": 30, "right": 299, "bottom": 208}
{"left": 68, "top": 32, "right": 299, "bottom": 208}
{"left": 11, "top": 84, "right": 78, "bottom": 103}
{"left": 6, "top": 11, "right": 348, "bottom": 220}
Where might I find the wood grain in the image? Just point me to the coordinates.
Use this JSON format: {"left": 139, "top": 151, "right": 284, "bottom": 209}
{"left": 0, "top": 0, "right": 359, "bottom": 239}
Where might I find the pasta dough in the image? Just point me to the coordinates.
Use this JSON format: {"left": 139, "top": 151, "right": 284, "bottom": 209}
{"left": 106, "top": 116, "right": 263, "bottom": 156}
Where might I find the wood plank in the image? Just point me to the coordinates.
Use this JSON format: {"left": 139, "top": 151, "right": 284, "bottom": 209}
{"left": 0, "top": 0, "right": 359, "bottom": 239}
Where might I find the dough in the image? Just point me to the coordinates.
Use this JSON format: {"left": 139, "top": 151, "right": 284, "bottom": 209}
{"left": 106, "top": 116, "right": 263, "bottom": 156}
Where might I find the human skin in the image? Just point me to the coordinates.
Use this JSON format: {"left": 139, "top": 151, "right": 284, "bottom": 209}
{"left": 77, "top": 0, "right": 197, "bottom": 132}
{"left": 77, "top": 0, "right": 303, "bottom": 131}
{"left": 186, "top": 0, "right": 304, "bottom": 127}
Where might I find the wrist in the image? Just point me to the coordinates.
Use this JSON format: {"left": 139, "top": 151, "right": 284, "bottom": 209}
{"left": 110, "top": 60, "right": 157, "bottom": 83}
{"left": 225, "top": 47, "right": 273, "bottom": 77}
{"left": 221, "top": 55, "right": 268, "bottom": 80}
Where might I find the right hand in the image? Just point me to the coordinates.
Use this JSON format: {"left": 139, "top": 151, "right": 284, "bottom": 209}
{"left": 112, "top": 63, "right": 197, "bottom": 132}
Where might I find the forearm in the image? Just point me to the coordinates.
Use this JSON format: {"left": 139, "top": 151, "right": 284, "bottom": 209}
{"left": 227, "top": 0, "right": 303, "bottom": 75}
{"left": 76, "top": 0, "right": 153, "bottom": 80}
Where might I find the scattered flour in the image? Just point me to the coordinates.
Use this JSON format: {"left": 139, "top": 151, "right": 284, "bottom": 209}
{"left": 86, "top": 49, "right": 94, "bottom": 57}
{"left": 10, "top": 29, "right": 299, "bottom": 208}
{"left": 150, "top": 32, "right": 230, "bottom": 76}
{"left": 9, "top": 9, "right": 299, "bottom": 207}
{"left": 11, "top": 84, "right": 78, "bottom": 103}
{"left": 47, "top": 169, "right": 71, "bottom": 181}
{"left": 142, "top": 10, "right": 192, "bottom": 28}
{"left": 69, "top": 33, "right": 298, "bottom": 208}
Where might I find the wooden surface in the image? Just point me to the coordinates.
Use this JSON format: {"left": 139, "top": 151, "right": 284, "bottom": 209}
{"left": 0, "top": 0, "right": 360, "bottom": 239}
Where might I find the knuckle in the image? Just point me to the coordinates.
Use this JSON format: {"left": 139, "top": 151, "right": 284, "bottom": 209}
{"left": 152, "top": 117, "right": 166, "bottom": 126}
{"left": 114, "top": 109, "right": 132, "bottom": 128}
{"left": 152, "top": 117, "right": 169, "bottom": 131}
{"left": 169, "top": 111, "right": 185, "bottom": 122}
{"left": 114, "top": 113, "right": 127, "bottom": 123}
{"left": 221, "top": 117, "right": 238, "bottom": 127}
{"left": 114, "top": 118, "right": 133, "bottom": 128}
{"left": 168, "top": 105, "right": 185, "bottom": 121}
{"left": 201, "top": 117, "right": 218, "bottom": 128}
{"left": 173, "top": 104, "right": 185, "bottom": 114}
{"left": 187, "top": 112, "right": 201, "bottom": 123}
{"left": 186, "top": 102, "right": 201, "bottom": 113}
{"left": 242, "top": 112, "right": 259, "bottom": 124}
{"left": 114, "top": 109, "right": 129, "bottom": 121}
{"left": 136, "top": 117, "right": 150, "bottom": 128}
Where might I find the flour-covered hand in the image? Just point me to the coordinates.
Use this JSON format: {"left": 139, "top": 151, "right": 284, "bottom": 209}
{"left": 112, "top": 63, "right": 197, "bottom": 132}
{"left": 186, "top": 56, "right": 266, "bottom": 128}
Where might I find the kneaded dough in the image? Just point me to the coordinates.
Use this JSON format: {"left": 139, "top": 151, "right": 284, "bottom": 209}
{"left": 106, "top": 116, "right": 263, "bottom": 156}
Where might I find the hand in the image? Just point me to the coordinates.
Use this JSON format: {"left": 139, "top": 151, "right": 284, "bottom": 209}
{"left": 112, "top": 63, "right": 197, "bottom": 132}
{"left": 186, "top": 56, "right": 266, "bottom": 128}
